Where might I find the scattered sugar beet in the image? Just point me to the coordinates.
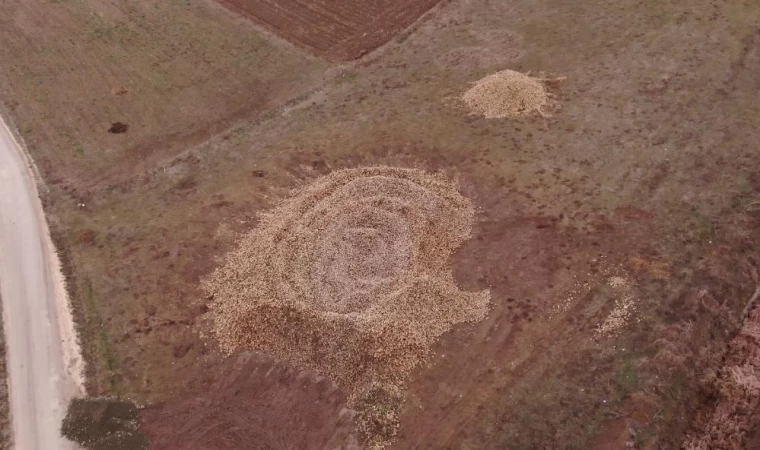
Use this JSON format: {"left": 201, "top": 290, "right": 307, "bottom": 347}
{"left": 204, "top": 166, "right": 491, "bottom": 448}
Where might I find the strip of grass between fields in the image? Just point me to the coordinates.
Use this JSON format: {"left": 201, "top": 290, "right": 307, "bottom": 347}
{"left": 81, "top": 279, "right": 120, "bottom": 395}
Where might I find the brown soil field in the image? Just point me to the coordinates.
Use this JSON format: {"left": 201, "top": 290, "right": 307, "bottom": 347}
{"left": 213, "top": 0, "right": 442, "bottom": 61}
{"left": 2, "top": 0, "right": 760, "bottom": 448}
{"left": 141, "top": 352, "right": 359, "bottom": 449}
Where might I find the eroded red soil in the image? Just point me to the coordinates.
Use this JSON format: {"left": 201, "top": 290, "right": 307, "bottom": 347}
{"left": 141, "top": 352, "right": 358, "bottom": 449}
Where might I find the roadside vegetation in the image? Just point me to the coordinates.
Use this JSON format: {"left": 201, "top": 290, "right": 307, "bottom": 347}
{"left": 0, "top": 299, "right": 10, "bottom": 449}
{"left": 61, "top": 397, "right": 146, "bottom": 450}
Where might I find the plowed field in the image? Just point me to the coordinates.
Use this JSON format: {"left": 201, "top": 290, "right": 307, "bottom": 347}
{"left": 214, "top": 0, "right": 442, "bottom": 60}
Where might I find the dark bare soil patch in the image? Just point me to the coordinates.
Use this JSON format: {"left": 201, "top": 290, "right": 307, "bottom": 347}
{"left": 108, "top": 123, "right": 128, "bottom": 134}
{"left": 214, "top": 0, "right": 442, "bottom": 61}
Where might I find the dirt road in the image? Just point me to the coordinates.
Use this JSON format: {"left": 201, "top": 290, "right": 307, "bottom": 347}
{"left": 0, "top": 115, "right": 83, "bottom": 449}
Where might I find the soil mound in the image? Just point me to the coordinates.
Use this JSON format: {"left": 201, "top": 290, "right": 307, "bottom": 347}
{"left": 204, "top": 166, "right": 490, "bottom": 447}
{"left": 463, "top": 69, "right": 549, "bottom": 118}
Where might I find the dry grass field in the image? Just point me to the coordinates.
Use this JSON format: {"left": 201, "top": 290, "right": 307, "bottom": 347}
{"left": 2, "top": 0, "right": 760, "bottom": 448}
{"left": 0, "top": 0, "right": 327, "bottom": 190}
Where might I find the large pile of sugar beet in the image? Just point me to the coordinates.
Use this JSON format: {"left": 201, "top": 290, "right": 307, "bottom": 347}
{"left": 204, "top": 167, "right": 490, "bottom": 448}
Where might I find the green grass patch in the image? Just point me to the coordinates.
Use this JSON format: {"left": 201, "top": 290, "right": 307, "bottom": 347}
{"left": 615, "top": 357, "right": 640, "bottom": 393}
{"left": 82, "top": 280, "right": 120, "bottom": 394}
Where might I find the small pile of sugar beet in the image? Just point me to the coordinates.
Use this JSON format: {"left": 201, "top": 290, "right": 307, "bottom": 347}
{"left": 463, "top": 69, "right": 549, "bottom": 118}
